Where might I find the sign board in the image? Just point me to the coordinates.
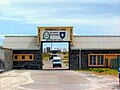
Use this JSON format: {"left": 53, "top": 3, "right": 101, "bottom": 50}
{"left": 37, "top": 27, "right": 73, "bottom": 46}
{"left": 41, "top": 30, "right": 70, "bottom": 41}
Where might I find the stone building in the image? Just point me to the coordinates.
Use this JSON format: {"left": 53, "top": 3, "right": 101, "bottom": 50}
{"left": 2, "top": 26, "right": 120, "bottom": 70}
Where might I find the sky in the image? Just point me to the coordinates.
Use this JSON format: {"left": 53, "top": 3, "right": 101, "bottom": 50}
{"left": 42, "top": 42, "right": 69, "bottom": 52}
{"left": 0, "top": 0, "right": 120, "bottom": 46}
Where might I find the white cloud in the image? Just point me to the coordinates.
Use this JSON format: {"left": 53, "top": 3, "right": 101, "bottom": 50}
{"left": 0, "top": 0, "right": 120, "bottom": 35}
{"left": 0, "top": 17, "right": 22, "bottom": 21}
{"left": 0, "top": 0, "right": 119, "bottom": 21}
{"left": 0, "top": 0, "right": 11, "bottom": 5}
{"left": 22, "top": 17, "right": 120, "bottom": 26}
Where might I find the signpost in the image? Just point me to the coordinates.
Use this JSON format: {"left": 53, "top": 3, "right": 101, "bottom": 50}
{"left": 118, "top": 67, "right": 120, "bottom": 86}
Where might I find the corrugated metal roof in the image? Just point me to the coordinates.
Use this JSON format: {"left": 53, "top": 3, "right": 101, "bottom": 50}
{"left": 72, "top": 36, "right": 120, "bottom": 50}
{"left": 3, "top": 35, "right": 120, "bottom": 50}
{"left": 3, "top": 36, "right": 40, "bottom": 50}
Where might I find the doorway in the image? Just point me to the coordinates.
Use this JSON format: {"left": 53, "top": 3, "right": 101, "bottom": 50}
{"left": 41, "top": 41, "right": 70, "bottom": 70}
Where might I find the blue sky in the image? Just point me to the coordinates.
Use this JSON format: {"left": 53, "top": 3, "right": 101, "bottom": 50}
{"left": 0, "top": 0, "right": 120, "bottom": 46}
{"left": 42, "top": 42, "right": 69, "bottom": 52}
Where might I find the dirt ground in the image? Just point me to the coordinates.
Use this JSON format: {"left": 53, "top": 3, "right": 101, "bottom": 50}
{"left": 0, "top": 70, "right": 120, "bottom": 90}
{"left": 0, "top": 70, "right": 33, "bottom": 90}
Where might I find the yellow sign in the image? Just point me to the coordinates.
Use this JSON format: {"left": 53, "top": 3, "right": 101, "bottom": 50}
{"left": 37, "top": 26, "right": 73, "bottom": 46}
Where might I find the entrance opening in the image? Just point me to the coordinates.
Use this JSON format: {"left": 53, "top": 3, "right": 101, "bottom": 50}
{"left": 41, "top": 42, "right": 70, "bottom": 70}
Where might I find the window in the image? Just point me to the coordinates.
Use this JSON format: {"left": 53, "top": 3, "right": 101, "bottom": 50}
{"left": 13, "top": 54, "right": 34, "bottom": 61}
{"left": 22, "top": 56, "right": 25, "bottom": 59}
{"left": 89, "top": 55, "right": 104, "bottom": 66}
{"left": 90, "top": 55, "right": 92, "bottom": 65}
{"left": 89, "top": 54, "right": 120, "bottom": 67}
{"left": 90, "top": 55, "right": 96, "bottom": 65}
{"left": 97, "top": 55, "right": 104, "bottom": 65}
{"left": 14, "top": 56, "right": 18, "bottom": 59}
{"left": 29, "top": 55, "right": 32, "bottom": 59}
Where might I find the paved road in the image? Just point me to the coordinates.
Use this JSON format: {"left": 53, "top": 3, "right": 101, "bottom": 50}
{"left": 0, "top": 70, "right": 120, "bottom": 90}
{"left": 21, "top": 70, "right": 90, "bottom": 90}
{"left": 21, "top": 70, "right": 120, "bottom": 90}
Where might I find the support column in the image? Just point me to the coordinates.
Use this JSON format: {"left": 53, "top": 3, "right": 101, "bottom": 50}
{"left": 79, "top": 50, "right": 81, "bottom": 69}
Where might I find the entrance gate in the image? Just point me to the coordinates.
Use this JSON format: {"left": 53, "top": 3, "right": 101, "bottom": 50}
{"left": 41, "top": 41, "right": 70, "bottom": 70}
{"left": 38, "top": 26, "right": 80, "bottom": 70}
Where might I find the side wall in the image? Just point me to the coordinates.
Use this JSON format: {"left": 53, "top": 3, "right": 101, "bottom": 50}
{"left": 0, "top": 49, "right": 4, "bottom": 70}
{"left": 81, "top": 50, "right": 120, "bottom": 68}
{"left": 13, "top": 50, "right": 42, "bottom": 69}
{"left": 0, "top": 48, "right": 13, "bottom": 71}
{"left": 4, "top": 49, "right": 13, "bottom": 71}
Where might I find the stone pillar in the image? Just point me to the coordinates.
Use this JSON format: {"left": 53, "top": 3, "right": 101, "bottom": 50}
{"left": 69, "top": 50, "right": 79, "bottom": 70}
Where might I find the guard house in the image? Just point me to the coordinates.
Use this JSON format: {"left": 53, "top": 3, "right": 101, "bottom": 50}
{"left": 3, "top": 26, "right": 120, "bottom": 70}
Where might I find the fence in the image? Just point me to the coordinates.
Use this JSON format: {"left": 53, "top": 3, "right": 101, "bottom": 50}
{"left": 110, "top": 57, "right": 120, "bottom": 69}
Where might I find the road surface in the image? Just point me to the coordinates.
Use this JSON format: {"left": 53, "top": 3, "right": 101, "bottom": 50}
{"left": 0, "top": 70, "right": 120, "bottom": 90}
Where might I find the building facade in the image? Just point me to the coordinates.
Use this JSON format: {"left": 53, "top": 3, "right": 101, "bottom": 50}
{"left": 3, "top": 26, "right": 120, "bottom": 70}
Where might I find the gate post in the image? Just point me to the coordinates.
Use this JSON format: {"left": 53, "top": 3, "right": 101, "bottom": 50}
{"left": 79, "top": 50, "right": 81, "bottom": 69}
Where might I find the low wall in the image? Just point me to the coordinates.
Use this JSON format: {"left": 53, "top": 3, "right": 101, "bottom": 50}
{"left": 0, "top": 47, "right": 13, "bottom": 71}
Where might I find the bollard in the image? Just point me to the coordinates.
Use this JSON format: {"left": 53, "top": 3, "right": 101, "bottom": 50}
{"left": 118, "top": 67, "right": 120, "bottom": 86}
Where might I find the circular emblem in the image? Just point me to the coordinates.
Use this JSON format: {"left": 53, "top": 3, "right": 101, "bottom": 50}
{"left": 43, "top": 31, "right": 50, "bottom": 40}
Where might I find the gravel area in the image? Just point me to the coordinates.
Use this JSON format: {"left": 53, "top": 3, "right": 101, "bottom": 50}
{"left": 0, "top": 70, "right": 33, "bottom": 90}
{"left": 78, "top": 71, "right": 120, "bottom": 90}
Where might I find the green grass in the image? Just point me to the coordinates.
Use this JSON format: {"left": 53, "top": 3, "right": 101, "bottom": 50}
{"left": 42, "top": 53, "right": 51, "bottom": 60}
{"left": 63, "top": 60, "right": 68, "bottom": 63}
{"left": 65, "top": 63, "right": 69, "bottom": 66}
{"left": 81, "top": 68, "right": 118, "bottom": 75}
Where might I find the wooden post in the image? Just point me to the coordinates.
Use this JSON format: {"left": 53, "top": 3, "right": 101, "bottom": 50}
{"left": 119, "top": 78, "right": 120, "bottom": 87}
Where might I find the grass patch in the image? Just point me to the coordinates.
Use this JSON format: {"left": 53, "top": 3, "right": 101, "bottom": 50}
{"left": 65, "top": 63, "right": 69, "bottom": 66}
{"left": 63, "top": 60, "right": 69, "bottom": 66}
{"left": 63, "top": 60, "right": 68, "bottom": 63}
{"left": 81, "top": 68, "right": 118, "bottom": 76}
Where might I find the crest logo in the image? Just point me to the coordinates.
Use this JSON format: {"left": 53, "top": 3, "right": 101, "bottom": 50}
{"left": 60, "top": 32, "right": 66, "bottom": 39}
{"left": 43, "top": 31, "right": 50, "bottom": 40}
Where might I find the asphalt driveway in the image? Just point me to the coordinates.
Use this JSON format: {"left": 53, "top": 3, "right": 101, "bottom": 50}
{"left": 0, "top": 70, "right": 120, "bottom": 90}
